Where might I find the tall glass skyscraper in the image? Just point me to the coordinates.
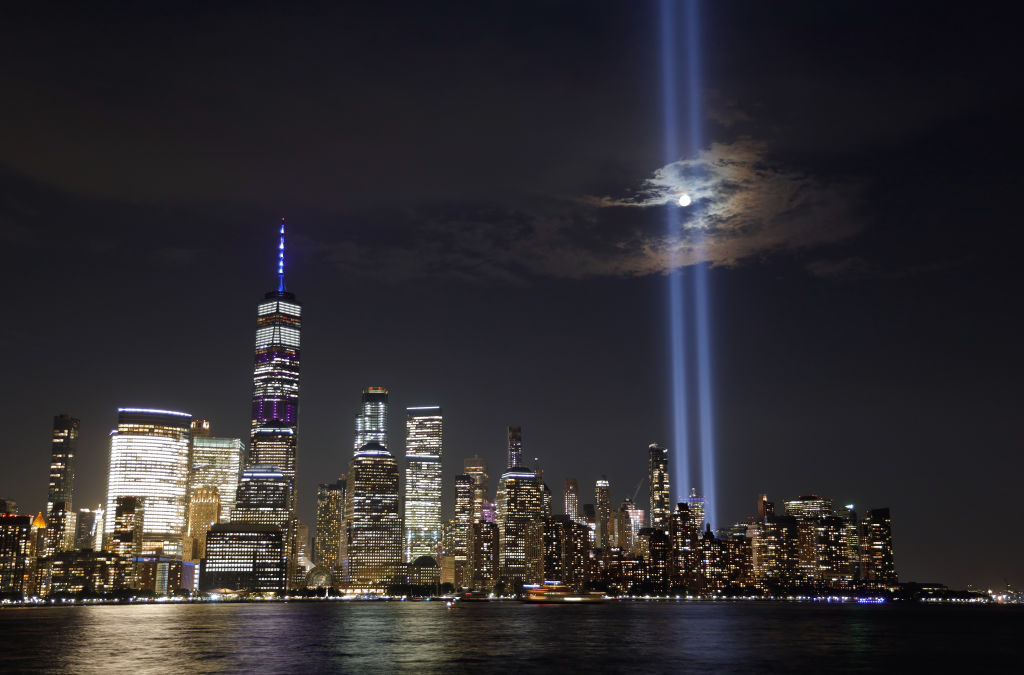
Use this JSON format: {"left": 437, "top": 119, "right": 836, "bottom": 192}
{"left": 403, "top": 406, "right": 443, "bottom": 563}
{"left": 495, "top": 468, "right": 544, "bottom": 588}
{"left": 232, "top": 466, "right": 293, "bottom": 528}
{"left": 47, "top": 414, "right": 79, "bottom": 514}
{"left": 314, "top": 478, "right": 345, "bottom": 570}
{"left": 595, "top": 478, "right": 611, "bottom": 550}
{"left": 648, "top": 443, "right": 670, "bottom": 531}
{"left": 46, "top": 414, "right": 79, "bottom": 554}
{"left": 248, "top": 219, "right": 301, "bottom": 490}
{"left": 506, "top": 426, "right": 523, "bottom": 469}
{"left": 354, "top": 387, "right": 389, "bottom": 450}
{"left": 344, "top": 441, "right": 401, "bottom": 592}
{"left": 564, "top": 478, "right": 581, "bottom": 524}
{"left": 103, "top": 408, "right": 191, "bottom": 557}
{"left": 464, "top": 456, "right": 489, "bottom": 523}
{"left": 189, "top": 421, "right": 243, "bottom": 522}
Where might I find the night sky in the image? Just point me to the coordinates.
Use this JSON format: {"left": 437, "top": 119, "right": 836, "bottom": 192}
{"left": 2, "top": 2, "right": 1020, "bottom": 589}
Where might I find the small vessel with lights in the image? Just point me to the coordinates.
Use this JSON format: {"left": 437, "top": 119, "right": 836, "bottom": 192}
{"left": 522, "top": 582, "right": 606, "bottom": 603}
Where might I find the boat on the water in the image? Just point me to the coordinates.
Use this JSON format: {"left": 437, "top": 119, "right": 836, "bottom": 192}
{"left": 522, "top": 583, "right": 606, "bottom": 603}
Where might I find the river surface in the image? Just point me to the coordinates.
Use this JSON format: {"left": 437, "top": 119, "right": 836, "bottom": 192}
{"left": 0, "top": 601, "right": 1019, "bottom": 673}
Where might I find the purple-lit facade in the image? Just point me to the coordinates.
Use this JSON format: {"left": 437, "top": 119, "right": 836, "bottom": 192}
{"left": 247, "top": 220, "right": 301, "bottom": 492}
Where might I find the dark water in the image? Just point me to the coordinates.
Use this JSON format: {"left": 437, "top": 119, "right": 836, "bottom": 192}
{"left": 1, "top": 601, "right": 1020, "bottom": 673}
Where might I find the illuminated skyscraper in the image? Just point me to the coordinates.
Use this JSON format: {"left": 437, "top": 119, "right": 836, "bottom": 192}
{"left": 783, "top": 495, "right": 835, "bottom": 584}
{"left": 403, "top": 406, "right": 443, "bottom": 563}
{"left": 506, "top": 426, "right": 522, "bottom": 469}
{"left": 248, "top": 219, "right": 301, "bottom": 495}
{"left": 860, "top": 507, "right": 897, "bottom": 589}
{"left": 354, "top": 387, "right": 389, "bottom": 450}
{"left": 44, "top": 502, "right": 75, "bottom": 557}
{"left": 46, "top": 414, "right": 79, "bottom": 555}
{"left": 815, "top": 515, "right": 853, "bottom": 588}
{"left": 594, "top": 479, "right": 611, "bottom": 550}
{"left": 314, "top": 478, "right": 345, "bottom": 570}
{"left": 109, "top": 496, "right": 144, "bottom": 561}
{"left": 564, "top": 478, "right": 581, "bottom": 524}
{"left": 344, "top": 442, "right": 401, "bottom": 592}
{"left": 74, "top": 507, "right": 102, "bottom": 551}
{"left": 454, "top": 475, "right": 473, "bottom": 532}
{"left": 201, "top": 523, "right": 285, "bottom": 594}
{"left": 465, "top": 456, "right": 489, "bottom": 523}
{"left": 184, "top": 487, "right": 220, "bottom": 562}
{"left": 232, "top": 466, "right": 293, "bottom": 529}
{"left": 103, "top": 409, "right": 191, "bottom": 557}
{"left": 451, "top": 473, "right": 473, "bottom": 585}
{"left": 470, "top": 521, "right": 499, "bottom": 591}
{"left": 189, "top": 421, "right": 243, "bottom": 522}
{"left": 496, "top": 467, "right": 544, "bottom": 588}
{"left": 783, "top": 495, "right": 833, "bottom": 520}
{"left": 0, "top": 513, "right": 36, "bottom": 595}
{"left": 648, "top": 443, "right": 670, "bottom": 531}
{"left": 686, "top": 488, "right": 707, "bottom": 530}
{"left": 841, "top": 505, "right": 861, "bottom": 580}
{"left": 47, "top": 414, "right": 78, "bottom": 514}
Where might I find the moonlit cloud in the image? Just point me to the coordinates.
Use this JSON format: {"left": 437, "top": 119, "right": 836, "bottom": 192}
{"left": 323, "top": 138, "right": 863, "bottom": 282}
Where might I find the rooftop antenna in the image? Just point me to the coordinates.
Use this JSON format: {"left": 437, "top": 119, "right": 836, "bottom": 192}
{"left": 277, "top": 218, "right": 286, "bottom": 292}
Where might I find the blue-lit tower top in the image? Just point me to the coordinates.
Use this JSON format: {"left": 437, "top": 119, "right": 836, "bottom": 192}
{"left": 247, "top": 221, "right": 301, "bottom": 484}
{"left": 278, "top": 218, "right": 286, "bottom": 292}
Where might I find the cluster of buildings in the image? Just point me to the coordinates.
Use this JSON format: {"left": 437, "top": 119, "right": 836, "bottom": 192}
{"left": 0, "top": 224, "right": 898, "bottom": 600}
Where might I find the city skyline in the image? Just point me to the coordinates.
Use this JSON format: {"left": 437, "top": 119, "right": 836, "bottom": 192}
{"left": 1, "top": 1, "right": 1020, "bottom": 592}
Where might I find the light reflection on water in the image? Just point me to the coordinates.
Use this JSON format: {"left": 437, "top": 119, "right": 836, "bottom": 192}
{"left": 0, "top": 602, "right": 1020, "bottom": 673}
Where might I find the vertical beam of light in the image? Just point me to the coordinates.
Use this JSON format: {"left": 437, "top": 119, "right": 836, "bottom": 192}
{"left": 660, "top": 0, "right": 690, "bottom": 504}
{"left": 686, "top": 0, "right": 718, "bottom": 530}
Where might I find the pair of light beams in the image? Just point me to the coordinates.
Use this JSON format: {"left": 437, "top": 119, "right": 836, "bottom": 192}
{"left": 660, "top": 0, "right": 717, "bottom": 529}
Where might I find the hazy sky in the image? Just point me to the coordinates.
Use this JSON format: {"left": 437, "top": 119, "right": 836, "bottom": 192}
{"left": 1, "top": 2, "right": 1020, "bottom": 589}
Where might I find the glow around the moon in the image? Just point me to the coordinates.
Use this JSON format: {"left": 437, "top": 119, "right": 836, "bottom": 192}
{"left": 678, "top": 193, "right": 692, "bottom": 207}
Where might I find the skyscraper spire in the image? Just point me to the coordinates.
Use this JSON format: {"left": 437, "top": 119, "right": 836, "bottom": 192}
{"left": 278, "top": 218, "right": 286, "bottom": 293}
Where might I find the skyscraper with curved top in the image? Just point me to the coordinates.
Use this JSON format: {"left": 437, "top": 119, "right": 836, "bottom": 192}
{"left": 247, "top": 219, "right": 301, "bottom": 496}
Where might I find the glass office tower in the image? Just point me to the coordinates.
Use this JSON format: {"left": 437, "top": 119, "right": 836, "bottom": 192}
{"left": 103, "top": 408, "right": 191, "bottom": 556}
{"left": 403, "top": 406, "right": 443, "bottom": 563}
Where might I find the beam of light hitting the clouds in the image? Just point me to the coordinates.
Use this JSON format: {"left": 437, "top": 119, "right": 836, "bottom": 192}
{"left": 685, "top": 0, "right": 718, "bottom": 530}
{"left": 659, "top": 0, "right": 690, "bottom": 504}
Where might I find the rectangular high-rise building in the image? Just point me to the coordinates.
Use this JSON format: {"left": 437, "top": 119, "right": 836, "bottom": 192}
{"left": 354, "top": 387, "right": 389, "bottom": 451}
{"left": 47, "top": 414, "right": 79, "bottom": 514}
{"left": 314, "top": 478, "right": 345, "bottom": 570}
{"left": 185, "top": 487, "right": 221, "bottom": 562}
{"left": 860, "top": 507, "right": 897, "bottom": 589}
{"left": 648, "top": 443, "right": 670, "bottom": 531}
{"left": 74, "top": 507, "right": 101, "bottom": 551}
{"left": 564, "top": 479, "right": 581, "bottom": 524}
{"left": 452, "top": 474, "right": 473, "bottom": 587}
{"left": 201, "top": 523, "right": 285, "bottom": 594}
{"left": 103, "top": 409, "right": 191, "bottom": 557}
{"left": 189, "top": 422, "right": 243, "bottom": 522}
{"left": 464, "top": 456, "right": 488, "bottom": 523}
{"left": 595, "top": 479, "right": 611, "bottom": 550}
{"left": 506, "top": 426, "right": 523, "bottom": 469}
{"left": 496, "top": 467, "right": 544, "bottom": 589}
{"left": 0, "top": 513, "right": 36, "bottom": 595}
{"left": 343, "top": 442, "right": 401, "bottom": 592}
{"left": 46, "top": 414, "right": 79, "bottom": 555}
{"left": 232, "top": 466, "right": 293, "bottom": 529}
{"left": 403, "top": 406, "right": 443, "bottom": 563}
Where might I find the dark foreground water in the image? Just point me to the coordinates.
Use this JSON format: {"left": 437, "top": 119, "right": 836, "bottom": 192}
{"left": 1, "top": 601, "right": 1021, "bottom": 673}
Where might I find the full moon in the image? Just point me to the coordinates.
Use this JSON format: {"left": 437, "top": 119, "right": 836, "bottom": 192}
{"left": 678, "top": 193, "right": 692, "bottom": 207}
